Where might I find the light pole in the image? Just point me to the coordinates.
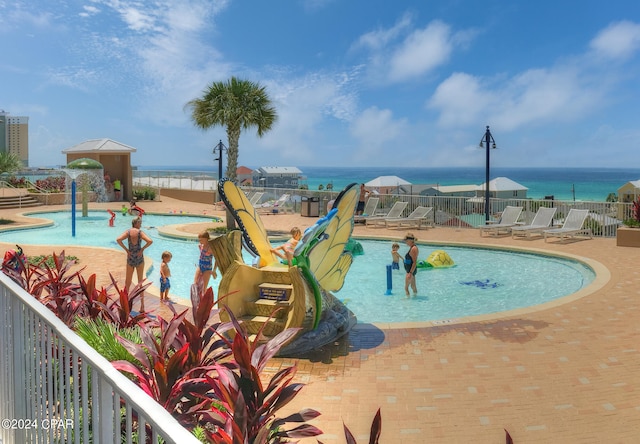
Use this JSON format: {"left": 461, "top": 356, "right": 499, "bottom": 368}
{"left": 479, "top": 125, "right": 497, "bottom": 223}
{"left": 212, "top": 139, "right": 227, "bottom": 181}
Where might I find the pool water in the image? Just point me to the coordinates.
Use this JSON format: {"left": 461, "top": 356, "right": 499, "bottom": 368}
{"left": 0, "top": 211, "right": 596, "bottom": 324}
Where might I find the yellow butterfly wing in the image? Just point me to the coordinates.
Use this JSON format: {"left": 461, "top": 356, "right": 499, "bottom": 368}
{"left": 307, "top": 183, "right": 359, "bottom": 292}
{"left": 218, "top": 179, "right": 276, "bottom": 266}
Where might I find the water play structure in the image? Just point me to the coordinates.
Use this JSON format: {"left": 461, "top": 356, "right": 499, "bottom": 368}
{"left": 62, "top": 157, "right": 108, "bottom": 236}
{"left": 212, "top": 179, "right": 358, "bottom": 356}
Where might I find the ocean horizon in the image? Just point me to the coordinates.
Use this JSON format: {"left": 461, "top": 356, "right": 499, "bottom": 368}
{"left": 136, "top": 166, "right": 640, "bottom": 202}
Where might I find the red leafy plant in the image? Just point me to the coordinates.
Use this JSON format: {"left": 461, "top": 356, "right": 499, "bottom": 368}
{"left": 338, "top": 409, "right": 381, "bottom": 444}
{"left": 197, "top": 309, "right": 323, "bottom": 443}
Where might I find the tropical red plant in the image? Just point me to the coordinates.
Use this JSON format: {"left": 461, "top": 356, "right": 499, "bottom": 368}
{"left": 632, "top": 197, "right": 640, "bottom": 222}
{"left": 96, "top": 275, "right": 156, "bottom": 328}
{"left": 340, "top": 409, "right": 381, "bottom": 444}
{"left": 197, "top": 310, "right": 323, "bottom": 443}
{"left": 112, "top": 309, "right": 191, "bottom": 405}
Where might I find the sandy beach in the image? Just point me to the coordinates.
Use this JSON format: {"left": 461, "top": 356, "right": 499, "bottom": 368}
{"left": 1, "top": 195, "right": 638, "bottom": 443}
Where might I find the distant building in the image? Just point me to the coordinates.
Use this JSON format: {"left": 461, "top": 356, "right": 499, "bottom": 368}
{"left": 474, "top": 177, "right": 528, "bottom": 200}
{"left": 418, "top": 184, "right": 477, "bottom": 197}
{"left": 617, "top": 179, "right": 640, "bottom": 202}
{"left": 252, "top": 166, "right": 303, "bottom": 188}
{"left": 236, "top": 166, "right": 254, "bottom": 185}
{"left": 0, "top": 110, "right": 29, "bottom": 166}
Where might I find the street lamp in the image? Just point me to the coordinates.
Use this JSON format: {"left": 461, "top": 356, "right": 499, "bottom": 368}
{"left": 479, "top": 125, "right": 497, "bottom": 223}
{"left": 212, "top": 140, "right": 227, "bottom": 181}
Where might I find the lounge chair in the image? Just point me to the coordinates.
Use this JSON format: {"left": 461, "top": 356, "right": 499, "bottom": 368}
{"left": 384, "top": 206, "right": 434, "bottom": 229}
{"left": 257, "top": 194, "right": 292, "bottom": 214}
{"left": 365, "top": 201, "right": 409, "bottom": 227}
{"left": 479, "top": 206, "right": 523, "bottom": 236}
{"left": 511, "top": 207, "right": 557, "bottom": 238}
{"left": 544, "top": 209, "right": 592, "bottom": 242}
{"left": 354, "top": 197, "right": 380, "bottom": 223}
{"left": 249, "top": 192, "right": 265, "bottom": 207}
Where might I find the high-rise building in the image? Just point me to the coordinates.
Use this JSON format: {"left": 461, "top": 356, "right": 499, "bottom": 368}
{"left": 0, "top": 110, "right": 29, "bottom": 167}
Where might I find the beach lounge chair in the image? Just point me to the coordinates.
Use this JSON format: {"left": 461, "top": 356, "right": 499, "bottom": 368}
{"left": 354, "top": 197, "right": 380, "bottom": 223}
{"left": 384, "top": 206, "right": 434, "bottom": 229}
{"left": 479, "top": 206, "right": 523, "bottom": 236}
{"left": 249, "top": 192, "right": 265, "bottom": 207}
{"left": 365, "top": 201, "right": 409, "bottom": 227}
{"left": 511, "top": 207, "right": 557, "bottom": 238}
{"left": 257, "top": 194, "right": 292, "bottom": 214}
{"left": 544, "top": 209, "right": 592, "bottom": 242}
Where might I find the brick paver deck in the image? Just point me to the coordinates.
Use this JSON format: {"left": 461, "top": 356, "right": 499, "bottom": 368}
{"left": 1, "top": 197, "right": 638, "bottom": 443}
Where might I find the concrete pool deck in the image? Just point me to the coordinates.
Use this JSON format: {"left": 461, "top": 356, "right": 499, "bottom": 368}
{"left": 1, "top": 197, "right": 638, "bottom": 443}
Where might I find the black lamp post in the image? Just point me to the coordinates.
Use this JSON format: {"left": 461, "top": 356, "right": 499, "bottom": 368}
{"left": 479, "top": 126, "right": 497, "bottom": 223}
{"left": 212, "top": 140, "right": 227, "bottom": 181}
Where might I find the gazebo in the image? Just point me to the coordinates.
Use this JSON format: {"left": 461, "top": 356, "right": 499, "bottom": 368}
{"left": 62, "top": 138, "right": 136, "bottom": 202}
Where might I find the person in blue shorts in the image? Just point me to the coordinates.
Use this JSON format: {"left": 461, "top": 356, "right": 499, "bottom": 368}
{"left": 391, "top": 242, "right": 401, "bottom": 270}
{"left": 160, "top": 251, "right": 172, "bottom": 303}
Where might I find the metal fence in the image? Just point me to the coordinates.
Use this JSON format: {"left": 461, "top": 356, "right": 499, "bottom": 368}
{"left": 238, "top": 186, "right": 628, "bottom": 238}
{"left": 0, "top": 274, "right": 200, "bottom": 444}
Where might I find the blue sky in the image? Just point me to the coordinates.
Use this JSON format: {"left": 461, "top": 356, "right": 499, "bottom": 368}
{"left": 2, "top": 0, "right": 640, "bottom": 169}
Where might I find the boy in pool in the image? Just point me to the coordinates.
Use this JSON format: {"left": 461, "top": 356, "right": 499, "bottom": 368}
{"left": 391, "top": 242, "right": 401, "bottom": 270}
{"left": 121, "top": 204, "right": 128, "bottom": 216}
{"left": 160, "top": 251, "right": 172, "bottom": 303}
{"left": 271, "top": 227, "right": 302, "bottom": 266}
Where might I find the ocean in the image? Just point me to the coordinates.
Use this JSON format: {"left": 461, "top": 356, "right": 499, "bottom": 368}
{"left": 137, "top": 166, "right": 640, "bottom": 202}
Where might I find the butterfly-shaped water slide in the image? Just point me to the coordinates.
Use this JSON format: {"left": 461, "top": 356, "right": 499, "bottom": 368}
{"left": 217, "top": 179, "right": 358, "bottom": 329}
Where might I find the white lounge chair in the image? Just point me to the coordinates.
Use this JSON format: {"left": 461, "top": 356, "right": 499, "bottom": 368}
{"left": 384, "top": 206, "right": 434, "bottom": 229}
{"left": 479, "top": 206, "right": 523, "bottom": 236}
{"left": 511, "top": 207, "right": 557, "bottom": 238}
{"left": 249, "top": 192, "right": 265, "bottom": 207}
{"left": 544, "top": 209, "right": 592, "bottom": 242}
{"left": 257, "top": 194, "right": 292, "bottom": 214}
{"left": 365, "top": 201, "right": 409, "bottom": 227}
{"left": 354, "top": 197, "right": 380, "bottom": 224}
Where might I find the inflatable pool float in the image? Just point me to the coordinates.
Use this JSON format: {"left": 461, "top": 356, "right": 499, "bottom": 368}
{"left": 417, "top": 249, "right": 454, "bottom": 268}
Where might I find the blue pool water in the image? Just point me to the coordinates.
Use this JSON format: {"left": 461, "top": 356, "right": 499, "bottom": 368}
{"left": 0, "top": 211, "right": 595, "bottom": 323}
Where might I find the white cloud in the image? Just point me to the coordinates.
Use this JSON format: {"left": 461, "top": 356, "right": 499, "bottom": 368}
{"left": 355, "top": 17, "right": 474, "bottom": 84}
{"left": 349, "top": 107, "right": 409, "bottom": 161}
{"left": 388, "top": 20, "right": 454, "bottom": 82}
{"left": 589, "top": 20, "right": 640, "bottom": 60}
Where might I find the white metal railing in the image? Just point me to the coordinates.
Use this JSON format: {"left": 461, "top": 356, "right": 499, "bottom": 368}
{"left": 0, "top": 274, "right": 200, "bottom": 444}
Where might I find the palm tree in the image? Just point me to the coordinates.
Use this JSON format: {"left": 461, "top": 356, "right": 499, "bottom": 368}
{"left": 0, "top": 152, "right": 23, "bottom": 175}
{"left": 186, "top": 77, "right": 277, "bottom": 182}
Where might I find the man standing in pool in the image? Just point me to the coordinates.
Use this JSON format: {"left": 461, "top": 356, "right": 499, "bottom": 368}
{"left": 116, "top": 216, "right": 153, "bottom": 310}
{"left": 403, "top": 233, "right": 419, "bottom": 297}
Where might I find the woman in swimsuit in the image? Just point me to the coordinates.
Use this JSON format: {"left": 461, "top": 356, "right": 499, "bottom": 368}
{"left": 403, "top": 233, "right": 419, "bottom": 297}
{"left": 194, "top": 230, "right": 218, "bottom": 295}
{"left": 116, "top": 217, "right": 153, "bottom": 309}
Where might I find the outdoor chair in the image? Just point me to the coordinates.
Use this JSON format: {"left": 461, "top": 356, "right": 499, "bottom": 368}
{"left": 479, "top": 206, "right": 523, "bottom": 236}
{"left": 384, "top": 206, "right": 434, "bottom": 229}
{"left": 354, "top": 197, "right": 380, "bottom": 224}
{"left": 511, "top": 207, "right": 557, "bottom": 238}
{"left": 365, "top": 201, "right": 409, "bottom": 227}
{"left": 543, "top": 209, "right": 592, "bottom": 242}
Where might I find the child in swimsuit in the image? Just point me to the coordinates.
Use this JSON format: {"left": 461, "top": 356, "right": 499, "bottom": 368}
{"left": 160, "top": 251, "right": 172, "bottom": 303}
{"left": 391, "top": 242, "right": 401, "bottom": 270}
{"left": 271, "top": 227, "right": 302, "bottom": 266}
{"left": 194, "top": 231, "right": 218, "bottom": 295}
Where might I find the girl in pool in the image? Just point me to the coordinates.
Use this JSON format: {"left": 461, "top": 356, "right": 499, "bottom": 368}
{"left": 403, "top": 233, "right": 419, "bottom": 297}
{"left": 194, "top": 231, "right": 217, "bottom": 294}
{"left": 160, "top": 251, "right": 172, "bottom": 303}
{"left": 391, "top": 242, "right": 401, "bottom": 270}
{"left": 116, "top": 217, "right": 153, "bottom": 310}
{"left": 270, "top": 227, "right": 302, "bottom": 266}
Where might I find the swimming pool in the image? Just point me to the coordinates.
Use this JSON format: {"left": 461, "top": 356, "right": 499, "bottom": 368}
{"left": 0, "top": 211, "right": 596, "bottom": 323}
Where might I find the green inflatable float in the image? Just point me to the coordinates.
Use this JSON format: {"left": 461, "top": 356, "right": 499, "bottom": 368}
{"left": 417, "top": 249, "right": 455, "bottom": 268}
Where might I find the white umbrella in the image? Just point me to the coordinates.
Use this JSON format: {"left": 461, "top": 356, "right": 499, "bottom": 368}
{"left": 364, "top": 175, "right": 411, "bottom": 187}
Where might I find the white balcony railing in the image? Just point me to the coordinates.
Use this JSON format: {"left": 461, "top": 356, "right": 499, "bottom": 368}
{"left": 0, "top": 274, "right": 200, "bottom": 444}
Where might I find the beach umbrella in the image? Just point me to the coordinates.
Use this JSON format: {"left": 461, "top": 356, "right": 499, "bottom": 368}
{"left": 364, "top": 175, "right": 411, "bottom": 187}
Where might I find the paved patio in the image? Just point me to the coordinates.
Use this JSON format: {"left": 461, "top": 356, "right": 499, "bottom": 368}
{"left": 1, "top": 197, "right": 638, "bottom": 443}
